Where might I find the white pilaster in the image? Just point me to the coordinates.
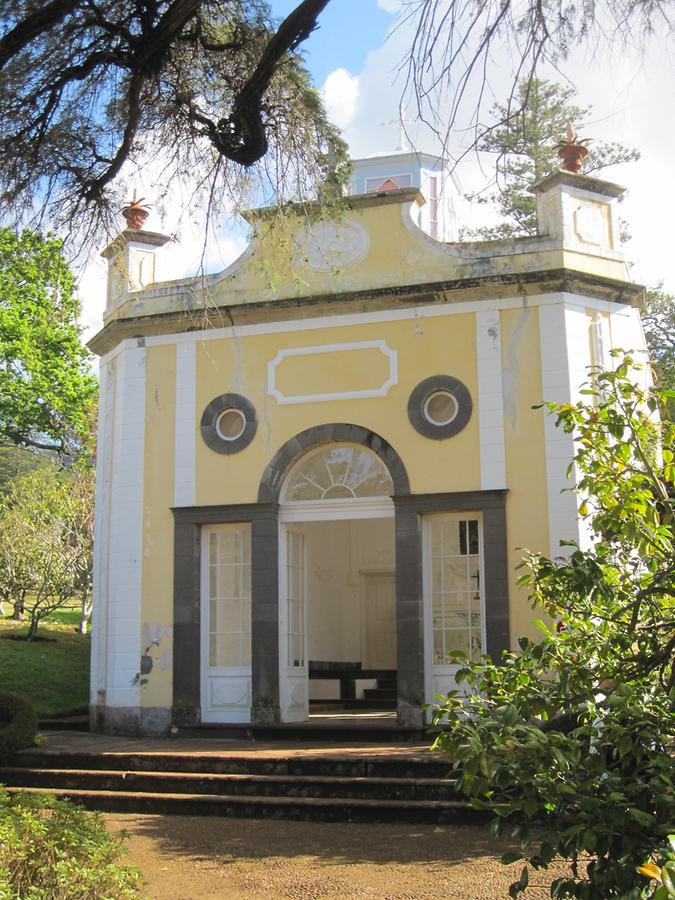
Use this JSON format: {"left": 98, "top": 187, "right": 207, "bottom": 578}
{"left": 539, "top": 303, "right": 581, "bottom": 558}
{"left": 91, "top": 360, "right": 113, "bottom": 704}
{"left": 105, "top": 343, "right": 146, "bottom": 708}
{"left": 476, "top": 309, "right": 506, "bottom": 490}
{"left": 174, "top": 340, "right": 196, "bottom": 507}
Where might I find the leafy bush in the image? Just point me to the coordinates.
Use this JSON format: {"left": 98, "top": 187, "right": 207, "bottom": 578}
{"left": 0, "top": 789, "right": 143, "bottom": 898}
{"left": 432, "top": 357, "right": 675, "bottom": 898}
{"left": 0, "top": 691, "right": 37, "bottom": 756}
{"left": 639, "top": 835, "right": 675, "bottom": 898}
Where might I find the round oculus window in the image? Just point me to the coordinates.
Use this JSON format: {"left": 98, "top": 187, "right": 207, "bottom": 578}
{"left": 408, "top": 375, "right": 472, "bottom": 440}
{"left": 423, "top": 391, "right": 459, "bottom": 426}
{"left": 215, "top": 408, "right": 246, "bottom": 441}
{"left": 200, "top": 392, "right": 257, "bottom": 454}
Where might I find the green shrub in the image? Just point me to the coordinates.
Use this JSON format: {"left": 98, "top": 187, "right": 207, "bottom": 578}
{"left": 0, "top": 691, "right": 37, "bottom": 756}
{"left": 0, "top": 789, "right": 143, "bottom": 898}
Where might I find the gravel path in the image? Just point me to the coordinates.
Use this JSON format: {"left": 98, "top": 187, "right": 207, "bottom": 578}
{"left": 104, "top": 814, "right": 572, "bottom": 899}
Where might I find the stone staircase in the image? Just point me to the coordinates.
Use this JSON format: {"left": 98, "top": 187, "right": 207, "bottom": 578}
{"left": 0, "top": 745, "right": 487, "bottom": 825}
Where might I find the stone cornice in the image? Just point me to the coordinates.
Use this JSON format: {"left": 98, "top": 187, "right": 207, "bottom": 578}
{"left": 88, "top": 267, "right": 645, "bottom": 357}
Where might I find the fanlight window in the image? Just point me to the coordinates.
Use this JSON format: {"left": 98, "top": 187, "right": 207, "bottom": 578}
{"left": 283, "top": 445, "right": 394, "bottom": 502}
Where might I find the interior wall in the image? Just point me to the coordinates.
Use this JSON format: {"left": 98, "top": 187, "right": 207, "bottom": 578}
{"left": 303, "top": 517, "right": 394, "bottom": 698}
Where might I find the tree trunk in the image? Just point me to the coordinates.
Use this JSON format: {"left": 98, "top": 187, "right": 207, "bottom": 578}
{"left": 26, "top": 614, "right": 39, "bottom": 641}
{"left": 79, "top": 591, "right": 92, "bottom": 635}
{"left": 12, "top": 592, "right": 25, "bottom": 620}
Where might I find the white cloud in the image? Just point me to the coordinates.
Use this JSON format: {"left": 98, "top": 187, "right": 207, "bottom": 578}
{"left": 377, "top": 0, "right": 403, "bottom": 12}
{"left": 322, "top": 68, "right": 360, "bottom": 131}
{"left": 337, "top": 18, "right": 675, "bottom": 292}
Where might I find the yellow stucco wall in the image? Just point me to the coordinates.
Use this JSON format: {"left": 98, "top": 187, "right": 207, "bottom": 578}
{"left": 194, "top": 312, "right": 481, "bottom": 505}
{"left": 141, "top": 343, "right": 176, "bottom": 709}
{"left": 137, "top": 303, "right": 559, "bottom": 659}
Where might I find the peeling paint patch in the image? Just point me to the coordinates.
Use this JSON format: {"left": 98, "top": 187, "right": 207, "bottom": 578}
{"left": 139, "top": 622, "right": 173, "bottom": 688}
{"left": 140, "top": 654, "right": 153, "bottom": 675}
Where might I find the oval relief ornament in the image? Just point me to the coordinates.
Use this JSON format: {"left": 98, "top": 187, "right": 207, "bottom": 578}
{"left": 295, "top": 220, "right": 370, "bottom": 272}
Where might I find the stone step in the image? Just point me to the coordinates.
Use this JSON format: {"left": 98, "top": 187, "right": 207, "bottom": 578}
{"left": 13, "top": 751, "right": 451, "bottom": 780}
{"left": 171, "top": 722, "right": 423, "bottom": 742}
{"left": 4, "top": 785, "right": 487, "bottom": 825}
{"left": 0, "top": 767, "right": 462, "bottom": 800}
{"left": 0, "top": 767, "right": 462, "bottom": 802}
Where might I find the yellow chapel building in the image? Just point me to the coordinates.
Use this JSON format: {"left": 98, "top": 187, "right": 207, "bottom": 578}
{"left": 88, "top": 151, "right": 646, "bottom": 735}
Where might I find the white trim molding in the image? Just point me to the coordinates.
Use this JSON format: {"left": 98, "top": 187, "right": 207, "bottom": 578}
{"left": 174, "top": 341, "right": 196, "bottom": 507}
{"left": 90, "top": 360, "right": 113, "bottom": 705}
{"left": 279, "top": 497, "right": 395, "bottom": 523}
{"left": 476, "top": 309, "right": 506, "bottom": 490}
{"left": 538, "top": 303, "right": 581, "bottom": 559}
{"left": 114, "top": 291, "right": 634, "bottom": 358}
{"left": 103, "top": 343, "right": 146, "bottom": 708}
{"left": 267, "top": 339, "right": 398, "bottom": 405}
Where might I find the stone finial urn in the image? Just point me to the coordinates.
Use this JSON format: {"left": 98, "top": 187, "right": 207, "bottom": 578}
{"left": 556, "top": 120, "right": 589, "bottom": 173}
{"left": 121, "top": 197, "right": 151, "bottom": 230}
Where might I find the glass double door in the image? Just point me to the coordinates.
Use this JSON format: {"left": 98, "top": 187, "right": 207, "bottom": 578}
{"left": 423, "top": 514, "right": 486, "bottom": 705}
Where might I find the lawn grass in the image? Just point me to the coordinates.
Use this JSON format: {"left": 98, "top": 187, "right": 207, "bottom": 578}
{"left": 0, "top": 609, "right": 90, "bottom": 718}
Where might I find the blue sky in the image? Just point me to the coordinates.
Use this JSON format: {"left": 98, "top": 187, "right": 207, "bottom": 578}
{"left": 270, "top": 1, "right": 393, "bottom": 85}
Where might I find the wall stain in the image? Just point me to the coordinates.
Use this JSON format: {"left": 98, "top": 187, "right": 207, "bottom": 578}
{"left": 503, "top": 308, "right": 532, "bottom": 430}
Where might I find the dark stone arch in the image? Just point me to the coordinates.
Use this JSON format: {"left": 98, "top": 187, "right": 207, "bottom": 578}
{"left": 257, "top": 423, "right": 411, "bottom": 503}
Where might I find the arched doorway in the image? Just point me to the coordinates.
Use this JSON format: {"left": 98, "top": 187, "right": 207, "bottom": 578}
{"left": 277, "top": 443, "right": 397, "bottom": 722}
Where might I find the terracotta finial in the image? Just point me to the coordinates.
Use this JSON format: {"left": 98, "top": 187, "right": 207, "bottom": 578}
{"left": 121, "top": 195, "right": 151, "bottom": 230}
{"left": 556, "top": 122, "right": 589, "bottom": 173}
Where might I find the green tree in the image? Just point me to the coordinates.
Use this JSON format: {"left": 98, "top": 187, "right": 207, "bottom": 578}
{"left": 465, "top": 80, "right": 640, "bottom": 240}
{"left": 0, "top": 229, "right": 98, "bottom": 455}
{"left": 0, "top": 442, "right": 51, "bottom": 497}
{"left": 431, "top": 355, "right": 674, "bottom": 898}
{"left": 0, "top": 464, "right": 95, "bottom": 638}
{"left": 642, "top": 285, "right": 675, "bottom": 392}
{"left": 0, "top": 1, "right": 348, "bottom": 240}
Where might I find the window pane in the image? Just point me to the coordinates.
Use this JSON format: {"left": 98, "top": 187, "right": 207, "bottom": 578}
{"left": 222, "top": 598, "right": 242, "bottom": 632}
{"left": 206, "top": 525, "right": 251, "bottom": 670}
{"left": 442, "top": 521, "right": 461, "bottom": 556}
{"left": 242, "top": 633, "right": 251, "bottom": 665}
{"left": 443, "top": 610, "right": 468, "bottom": 629}
{"left": 445, "top": 629, "right": 470, "bottom": 656}
{"left": 444, "top": 592, "right": 469, "bottom": 613}
{"left": 443, "top": 558, "right": 468, "bottom": 591}
{"left": 324, "top": 446, "right": 352, "bottom": 485}
{"left": 433, "top": 628, "right": 445, "bottom": 663}
{"left": 468, "top": 520, "right": 479, "bottom": 555}
{"left": 431, "top": 520, "right": 443, "bottom": 557}
{"left": 210, "top": 633, "right": 242, "bottom": 667}
{"left": 284, "top": 444, "right": 393, "bottom": 501}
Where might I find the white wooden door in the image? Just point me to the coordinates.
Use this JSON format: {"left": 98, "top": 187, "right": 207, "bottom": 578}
{"left": 279, "top": 525, "right": 308, "bottom": 722}
{"left": 423, "top": 514, "right": 485, "bottom": 713}
{"left": 362, "top": 573, "right": 396, "bottom": 668}
{"left": 200, "top": 524, "right": 252, "bottom": 723}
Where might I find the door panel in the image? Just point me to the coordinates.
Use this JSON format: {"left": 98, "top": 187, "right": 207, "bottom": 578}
{"left": 423, "top": 515, "right": 484, "bottom": 712}
{"left": 279, "top": 526, "right": 308, "bottom": 722}
{"left": 201, "top": 524, "right": 251, "bottom": 723}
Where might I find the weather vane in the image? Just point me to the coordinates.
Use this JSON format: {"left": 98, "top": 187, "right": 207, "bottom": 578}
{"left": 380, "top": 101, "right": 415, "bottom": 152}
